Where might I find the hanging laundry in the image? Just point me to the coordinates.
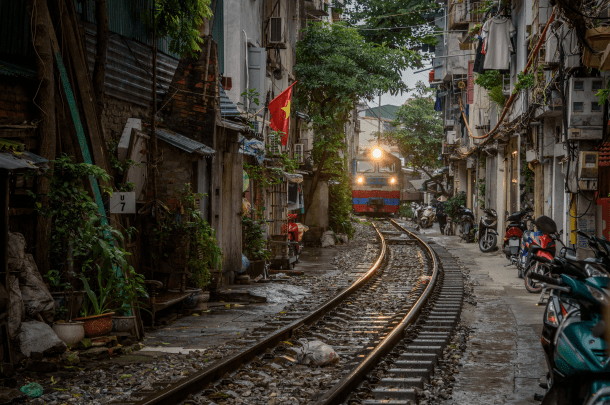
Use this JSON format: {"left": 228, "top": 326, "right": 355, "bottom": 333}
{"left": 473, "top": 37, "right": 486, "bottom": 74}
{"left": 482, "top": 16, "right": 515, "bottom": 70}
{"left": 434, "top": 91, "right": 443, "bottom": 112}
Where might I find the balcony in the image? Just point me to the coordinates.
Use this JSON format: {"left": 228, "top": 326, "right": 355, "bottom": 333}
{"left": 449, "top": 0, "right": 484, "bottom": 30}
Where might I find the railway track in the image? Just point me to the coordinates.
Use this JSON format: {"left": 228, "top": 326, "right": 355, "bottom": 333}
{"left": 119, "top": 219, "right": 463, "bottom": 405}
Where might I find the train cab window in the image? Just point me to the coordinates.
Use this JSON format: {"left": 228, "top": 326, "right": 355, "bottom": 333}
{"left": 379, "top": 163, "right": 396, "bottom": 173}
{"left": 356, "top": 161, "right": 375, "bottom": 173}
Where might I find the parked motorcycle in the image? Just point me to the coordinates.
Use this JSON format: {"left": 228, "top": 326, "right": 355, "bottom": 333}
{"left": 419, "top": 205, "right": 436, "bottom": 229}
{"left": 528, "top": 225, "right": 610, "bottom": 405}
{"left": 502, "top": 208, "right": 533, "bottom": 267}
{"left": 456, "top": 206, "right": 475, "bottom": 243}
{"left": 478, "top": 208, "right": 498, "bottom": 252}
{"left": 411, "top": 202, "right": 422, "bottom": 222}
{"left": 520, "top": 216, "right": 557, "bottom": 293}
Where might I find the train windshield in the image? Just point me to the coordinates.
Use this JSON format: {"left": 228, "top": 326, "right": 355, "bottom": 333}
{"left": 356, "top": 161, "right": 375, "bottom": 173}
{"left": 379, "top": 163, "right": 396, "bottom": 173}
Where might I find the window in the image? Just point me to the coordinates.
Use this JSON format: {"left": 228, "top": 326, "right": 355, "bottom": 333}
{"left": 379, "top": 163, "right": 396, "bottom": 173}
{"left": 592, "top": 102, "right": 602, "bottom": 112}
{"left": 593, "top": 80, "right": 604, "bottom": 91}
{"left": 574, "top": 81, "right": 584, "bottom": 91}
{"left": 356, "top": 161, "right": 375, "bottom": 173}
{"left": 573, "top": 102, "right": 584, "bottom": 112}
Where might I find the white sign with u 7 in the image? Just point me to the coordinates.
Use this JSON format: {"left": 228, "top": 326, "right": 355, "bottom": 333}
{"left": 110, "top": 192, "right": 136, "bottom": 214}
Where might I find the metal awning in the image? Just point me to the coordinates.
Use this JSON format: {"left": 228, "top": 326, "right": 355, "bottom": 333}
{"left": 156, "top": 128, "right": 216, "bottom": 158}
{"left": 219, "top": 85, "right": 240, "bottom": 119}
{"left": 409, "top": 179, "right": 426, "bottom": 190}
{"left": 0, "top": 151, "right": 48, "bottom": 171}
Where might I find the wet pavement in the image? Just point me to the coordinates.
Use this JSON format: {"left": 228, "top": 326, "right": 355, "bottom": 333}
{"left": 139, "top": 245, "right": 346, "bottom": 354}
{"left": 419, "top": 224, "right": 546, "bottom": 405}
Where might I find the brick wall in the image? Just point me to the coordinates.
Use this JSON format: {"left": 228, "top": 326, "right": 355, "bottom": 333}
{"left": 163, "top": 38, "right": 218, "bottom": 147}
{"left": 0, "top": 78, "right": 36, "bottom": 122}
{"left": 156, "top": 141, "right": 198, "bottom": 201}
{"left": 101, "top": 97, "right": 149, "bottom": 143}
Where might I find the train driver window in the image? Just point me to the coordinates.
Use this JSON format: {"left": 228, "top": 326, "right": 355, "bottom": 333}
{"left": 356, "top": 161, "right": 375, "bottom": 173}
{"left": 379, "top": 163, "right": 395, "bottom": 173}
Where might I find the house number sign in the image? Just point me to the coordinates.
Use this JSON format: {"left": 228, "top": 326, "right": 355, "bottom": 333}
{"left": 110, "top": 192, "right": 136, "bottom": 214}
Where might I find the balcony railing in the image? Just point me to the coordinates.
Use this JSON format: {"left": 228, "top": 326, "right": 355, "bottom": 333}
{"left": 449, "top": 0, "right": 485, "bottom": 30}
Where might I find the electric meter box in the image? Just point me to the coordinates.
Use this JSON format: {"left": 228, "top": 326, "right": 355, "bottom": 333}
{"left": 567, "top": 77, "right": 605, "bottom": 140}
{"left": 578, "top": 151, "right": 599, "bottom": 190}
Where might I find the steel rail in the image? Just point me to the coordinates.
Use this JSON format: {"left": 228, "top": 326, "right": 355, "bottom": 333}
{"left": 313, "top": 219, "right": 439, "bottom": 405}
{"left": 134, "top": 224, "right": 387, "bottom": 405}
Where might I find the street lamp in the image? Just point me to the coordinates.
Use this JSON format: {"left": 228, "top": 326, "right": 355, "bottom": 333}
{"left": 372, "top": 147, "right": 382, "bottom": 159}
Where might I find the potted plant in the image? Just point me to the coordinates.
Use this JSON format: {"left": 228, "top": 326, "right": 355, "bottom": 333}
{"left": 112, "top": 266, "right": 149, "bottom": 334}
{"left": 73, "top": 267, "right": 116, "bottom": 338}
{"left": 242, "top": 212, "right": 271, "bottom": 278}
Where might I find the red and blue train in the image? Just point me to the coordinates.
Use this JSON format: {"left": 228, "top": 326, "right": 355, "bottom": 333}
{"left": 352, "top": 150, "right": 401, "bottom": 215}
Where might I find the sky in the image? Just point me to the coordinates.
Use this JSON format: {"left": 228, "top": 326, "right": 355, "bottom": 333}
{"left": 364, "top": 60, "right": 433, "bottom": 110}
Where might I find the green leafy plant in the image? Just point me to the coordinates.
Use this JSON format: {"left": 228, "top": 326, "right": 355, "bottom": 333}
{"left": 477, "top": 178, "right": 486, "bottom": 209}
{"left": 398, "top": 203, "right": 414, "bottom": 218}
{"left": 155, "top": 184, "right": 222, "bottom": 289}
{"left": 596, "top": 78, "right": 610, "bottom": 105}
{"left": 489, "top": 86, "right": 507, "bottom": 109}
{"left": 107, "top": 139, "right": 141, "bottom": 192}
{"left": 474, "top": 70, "right": 505, "bottom": 91}
{"left": 445, "top": 192, "right": 466, "bottom": 222}
{"left": 469, "top": 24, "right": 482, "bottom": 37}
{"left": 145, "top": 0, "right": 213, "bottom": 57}
{"left": 329, "top": 158, "right": 354, "bottom": 238}
{"left": 80, "top": 266, "right": 116, "bottom": 317}
{"left": 29, "top": 155, "right": 147, "bottom": 319}
{"left": 242, "top": 211, "right": 271, "bottom": 261}
{"left": 513, "top": 72, "right": 535, "bottom": 94}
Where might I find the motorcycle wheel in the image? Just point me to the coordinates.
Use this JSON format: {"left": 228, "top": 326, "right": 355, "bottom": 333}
{"left": 479, "top": 231, "right": 497, "bottom": 252}
{"left": 524, "top": 262, "right": 546, "bottom": 293}
{"left": 463, "top": 222, "right": 472, "bottom": 242}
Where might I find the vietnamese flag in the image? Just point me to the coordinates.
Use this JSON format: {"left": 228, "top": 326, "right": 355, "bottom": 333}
{"left": 269, "top": 82, "right": 297, "bottom": 146}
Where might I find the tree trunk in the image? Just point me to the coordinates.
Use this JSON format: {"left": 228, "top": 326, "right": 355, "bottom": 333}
{"left": 304, "top": 149, "right": 329, "bottom": 216}
{"left": 93, "top": 0, "right": 109, "bottom": 117}
{"left": 27, "top": 0, "right": 56, "bottom": 276}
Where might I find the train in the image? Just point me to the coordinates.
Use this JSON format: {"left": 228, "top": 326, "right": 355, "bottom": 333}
{"left": 352, "top": 149, "right": 402, "bottom": 215}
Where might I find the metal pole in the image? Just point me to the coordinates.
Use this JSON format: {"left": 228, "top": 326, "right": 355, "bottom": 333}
{"left": 151, "top": 2, "right": 158, "bottom": 216}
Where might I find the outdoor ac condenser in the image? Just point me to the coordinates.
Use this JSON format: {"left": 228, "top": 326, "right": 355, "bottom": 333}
{"left": 269, "top": 17, "right": 285, "bottom": 45}
{"left": 446, "top": 130, "right": 457, "bottom": 145}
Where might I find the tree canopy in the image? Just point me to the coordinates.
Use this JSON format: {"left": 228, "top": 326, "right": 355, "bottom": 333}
{"left": 343, "top": 0, "right": 441, "bottom": 49}
{"left": 294, "top": 22, "right": 420, "bottom": 231}
{"left": 379, "top": 81, "right": 450, "bottom": 196}
{"left": 152, "top": 0, "right": 213, "bottom": 56}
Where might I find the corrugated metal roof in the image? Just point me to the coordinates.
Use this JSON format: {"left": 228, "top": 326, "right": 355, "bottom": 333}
{"left": 156, "top": 128, "right": 216, "bottom": 158}
{"left": 0, "top": 1, "right": 34, "bottom": 58}
{"left": 0, "top": 60, "right": 36, "bottom": 79}
{"left": 81, "top": 22, "right": 179, "bottom": 108}
{"left": 220, "top": 85, "right": 241, "bottom": 119}
{"left": 75, "top": 0, "right": 179, "bottom": 58}
{"left": 0, "top": 151, "right": 48, "bottom": 171}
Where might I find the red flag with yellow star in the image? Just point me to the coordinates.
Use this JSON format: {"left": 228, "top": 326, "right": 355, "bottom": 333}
{"left": 269, "top": 82, "right": 297, "bottom": 146}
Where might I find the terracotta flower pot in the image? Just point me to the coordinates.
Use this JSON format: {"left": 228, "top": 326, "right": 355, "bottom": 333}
{"left": 112, "top": 316, "right": 136, "bottom": 334}
{"left": 73, "top": 312, "right": 115, "bottom": 338}
{"left": 52, "top": 322, "right": 85, "bottom": 346}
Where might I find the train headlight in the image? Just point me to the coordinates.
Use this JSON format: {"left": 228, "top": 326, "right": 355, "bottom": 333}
{"left": 372, "top": 148, "right": 382, "bottom": 159}
{"left": 390, "top": 178, "right": 396, "bottom": 184}
{"left": 357, "top": 176, "right": 364, "bottom": 184}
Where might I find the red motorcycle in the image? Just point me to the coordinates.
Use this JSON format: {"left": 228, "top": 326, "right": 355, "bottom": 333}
{"left": 281, "top": 214, "right": 302, "bottom": 260}
{"left": 502, "top": 208, "right": 533, "bottom": 266}
{"left": 522, "top": 216, "right": 557, "bottom": 293}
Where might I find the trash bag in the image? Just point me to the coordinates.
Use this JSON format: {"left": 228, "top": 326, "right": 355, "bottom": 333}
{"left": 296, "top": 339, "right": 340, "bottom": 366}
{"left": 17, "top": 321, "right": 66, "bottom": 357}
{"left": 19, "top": 254, "right": 55, "bottom": 323}
{"left": 20, "top": 382, "right": 44, "bottom": 398}
{"left": 8, "top": 232, "right": 26, "bottom": 272}
{"left": 7, "top": 275, "right": 24, "bottom": 340}
{"left": 337, "top": 233, "right": 349, "bottom": 244}
{"left": 237, "top": 254, "right": 250, "bottom": 274}
{"left": 320, "top": 231, "right": 336, "bottom": 248}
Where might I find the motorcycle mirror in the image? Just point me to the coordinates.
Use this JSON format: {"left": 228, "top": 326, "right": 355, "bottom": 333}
{"left": 505, "top": 211, "right": 509, "bottom": 216}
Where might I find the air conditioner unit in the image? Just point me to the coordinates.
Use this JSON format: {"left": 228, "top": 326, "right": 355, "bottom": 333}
{"left": 567, "top": 77, "right": 604, "bottom": 140}
{"left": 294, "top": 144, "right": 304, "bottom": 163}
{"left": 269, "top": 17, "right": 285, "bottom": 45}
{"left": 446, "top": 130, "right": 457, "bottom": 145}
{"left": 445, "top": 119, "right": 456, "bottom": 127}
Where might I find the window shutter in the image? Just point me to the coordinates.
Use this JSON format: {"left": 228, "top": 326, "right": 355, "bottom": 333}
{"left": 467, "top": 60, "right": 474, "bottom": 104}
